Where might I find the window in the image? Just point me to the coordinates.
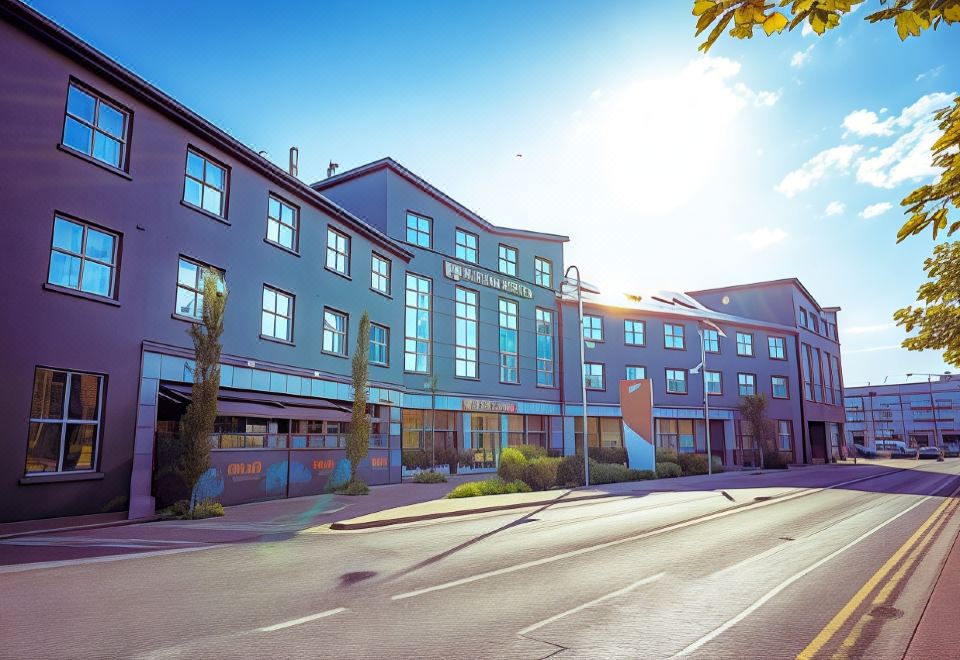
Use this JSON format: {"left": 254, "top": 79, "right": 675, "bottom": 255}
{"left": 664, "top": 323, "right": 685, "bottom": 349}
{"left": 455, "top": 229, "right": 478, "bottom": 263}
{"left": 183, "top": 149, "right": 227, "bottom": 217}
{"left": 534, "top": 257, "right": 553, "bottom": 288}
{"left": 811, "top": 316, "right": 820, "bottom": 333}
{"left": 261, "top": 285, "right": 293, "bottom": 342}
{"left": 736, "top": 332, "right": 754, "bottom": 357}
{"left": 266, "top": 196, "right": 298, "bottom": 251}
{"left": 322, "top": 308, "right": 348, "bottom": 356}
{"left": 778, "top": 420, "right": 793, "bottom": 451}
{"left": 575, "top": 417, "right": 623, "bottom": 448}
{"left": 499, "top": 298, "right": 519, "bottom": 383}
{"left": 666, "top": 368, "right": 687, "bottom": 394}
{"left": 404, "top": 274, "right": 431, "bottom": 372}
{"left": 625, "top": 320, "right": 645, "bottom": 346}
{"left": 584, "top": 363, "right": 605, "bottom": 390}
{"left": 704, "top": 370, "right": 722, "bottom": 395}
{"left": 175, "top": 257, "right": 223, "bottom": 319}
{"left": 370, "top": 323, "right": 389, "bottom": 366}
{"left": 371, "top": 254, "right": 391, "bottom": 295}
{"left": 455, "top": 287, "right": 478, "bottom": 378}
{"left": 536, "top": 308, "right": 555, "bottom": 387}
{"left": 583, "top": 315, "right": 604, "bottom": 342}
{"left": 799, "top": 307, "right": 808, "bottom": 328}
{"left": 626, "top": 366, "right": 646, "bottom": 381}
{"left": 48, "top": 215, "right": 118, "bottom": 298}
{"left": 768, "top": 336, "right": 786, "bottom": 360}
{"left": 406, "top": 212, "right": 431, "bottom": 248}
{"left": 61, "top": 81, "right": 128, "bottom": 169}
{"left": 738, "top": 373, "right": 756, "bottom": 396}
{"left": 326, "top": 228, "right": 350, "bottom": 275}
{"left": 702, "top": 328, "right": 720, "bottom": 353}
{"left": 498, "top": 244, "right": 518, "bottom": 276}
{"left": 772, "top": 375, "right": 789, "bottom": 399}
{"left": 656, "top": 419, "right": 695, "bottom": 453}
{"left": 25, "top": 368, "right": 103, "bottom": 474}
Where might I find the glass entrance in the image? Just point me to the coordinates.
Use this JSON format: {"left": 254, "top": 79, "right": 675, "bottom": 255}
{"left": 471, "top": 413, "right": 500, "bottom": 468}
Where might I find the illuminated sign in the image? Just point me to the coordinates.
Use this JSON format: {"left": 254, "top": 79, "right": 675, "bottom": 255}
{"left": 443, "top": 261, "right": 534, "bottom": 299}
{"left": 462, "top": 399, "right": 517, "bottom": 413}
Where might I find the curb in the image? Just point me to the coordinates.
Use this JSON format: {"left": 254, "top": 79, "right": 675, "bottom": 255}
{"left": 0, "top": 515, "right": 159, "bottom": 541}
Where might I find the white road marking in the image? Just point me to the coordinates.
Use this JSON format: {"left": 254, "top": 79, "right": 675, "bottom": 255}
{"left": 0, "top": 544, "right": 226, "bottom": 574}
{"left": 670, "top": 494, "right": 934, "bottom": 658}
{"left": 708, "top": 541, "right": 795, "bottom": 580}
{"left": 518, "top": 573, "right": 664, "bottom": 637}
{"left": 256, "top": 607, "right": 347, "bottom": 632}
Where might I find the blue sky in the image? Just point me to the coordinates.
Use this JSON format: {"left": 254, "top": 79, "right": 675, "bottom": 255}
{"left": 27, "top": 0, "right": 959, "bottom": 386}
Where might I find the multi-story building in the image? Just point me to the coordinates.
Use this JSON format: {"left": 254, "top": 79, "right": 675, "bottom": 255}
{"left": 0, "top": 1, "right": 847, "bottom": 523}
{"left": 844, "top": 376, "right": 960, "bottom": 450}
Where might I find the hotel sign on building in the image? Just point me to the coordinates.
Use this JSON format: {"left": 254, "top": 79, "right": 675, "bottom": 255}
{"left": 444, "top": 260, "right": 534, "bottom": 299}
{"left": 462, "top": 399, "right": 518, "bottom": 413}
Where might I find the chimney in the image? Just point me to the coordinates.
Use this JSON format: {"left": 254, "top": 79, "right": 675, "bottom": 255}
{"left": 327, "top": 161, "right": 339, "bottom": 178}
{"left": 288, "top": 147, "right": 299, "bottom": 177}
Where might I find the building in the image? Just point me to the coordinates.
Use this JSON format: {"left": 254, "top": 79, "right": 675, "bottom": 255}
{"left": 0, "top": 1, "right": 847, "bottom": 523}
{"left": 844, "top": 375, "right": 960, "bottom": 450}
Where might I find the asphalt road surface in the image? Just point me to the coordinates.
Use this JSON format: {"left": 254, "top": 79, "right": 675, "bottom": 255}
{"left": 3, "top": 460, "right": 960, "bottom": 659}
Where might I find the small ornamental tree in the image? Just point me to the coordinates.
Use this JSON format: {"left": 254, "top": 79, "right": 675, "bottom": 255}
{"left": 346, "top": 311, "right": 371, "bottom": 488}
{"left": 180, "top": 270, "right": 226, "bottom": 512}
{"left": 738, "top": 393, "right": 777, "bottom": 469}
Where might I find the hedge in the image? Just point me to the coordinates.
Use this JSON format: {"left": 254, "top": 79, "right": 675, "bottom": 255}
{"left": 523, "top": 457, "right": 561, "bottom": 491}
{"left": 498, "top": 447, "right": 528, "bottom": 482}
{"left": 656, "top": 462, "right": 682, "bottom": 478}
{"left": 446, "top": 478, "right": 532, "bottom": 498}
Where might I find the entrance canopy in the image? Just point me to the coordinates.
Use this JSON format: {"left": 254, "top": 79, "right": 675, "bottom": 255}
{"left": 159, "top": 383, "right": 354, "bottom": 422}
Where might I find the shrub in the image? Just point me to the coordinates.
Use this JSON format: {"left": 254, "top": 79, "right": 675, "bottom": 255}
{"left": 589, "top": 460, "right": 632, "bottom": 484}
{"left": 446, "top": 478, "right": 532, "bottom": 498}
{"left": 656, "top": 447, "right": 679, "bottom": 465}
{"left": 412, "top": 470, "right": 447, "bottom": 484}
{"left": 498, "top": 447, "right": 528, "bottom": 482}
{"left": 523, "top": 457, "right": 561, "bottom": 491}
{"left": 677, "top": 453, "right": 710, "bottom": 476}
{"left": 402, "top": 449, "right": 430, "bottom": 471}
{"left": 337, "top": 479, "right": 371, "bottom": 496}
{"left": 458, "top": 449, "right": 476, "bottom": 468}
{"left": 436, "top": 446, "right": 459, "bottom": 467}
{"left": 629, "top": 469, "right": 658, "bottom": 481}
{"left": 515, "top": 444, "right": 548, "bottom": 461}
{"left": 588, "top": 447, "right": 628, "bottom": 465}
{"left": 190, "top": 499, "right": 225, "bottom": 518}
{"left": 711, "top": 456, "right": 725, "bottom": 473}
{"left": 763, "top": 451, "right": 790, "bottom": 469}
{"left": 557, "top": 455, "right": 586, "bottom": 487}
{"left": 656, "top": 462, "right": 682, "bottom": 478}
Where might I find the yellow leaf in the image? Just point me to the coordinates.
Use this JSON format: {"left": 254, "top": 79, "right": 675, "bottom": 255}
{"left": 944, "top": 6, "right": 960, "bottom": 22}
{"left": 693, "top": 0, "right": 715, "bottom": 17}
{"left": 763, "top": 11, "right": 789, "bottom": 35}
{"left": 811, "top": 13, "right": 827, "bottom": 34}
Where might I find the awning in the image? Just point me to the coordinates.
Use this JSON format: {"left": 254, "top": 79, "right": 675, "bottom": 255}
{"left": 159, "top": 383, "right": 355, "bottom": 422}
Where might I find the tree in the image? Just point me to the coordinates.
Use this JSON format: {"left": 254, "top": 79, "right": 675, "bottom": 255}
{"left": 346, "top": 311, "right": 371, "bottom": 487}
{"left": 895, "top": 242, "right": 960, "bottom": 366}
{"left": 738, "top": 393, "right": 778, "bottom": 468}
{"left": 179, "top": 270, "right": 226, "bottom": 512}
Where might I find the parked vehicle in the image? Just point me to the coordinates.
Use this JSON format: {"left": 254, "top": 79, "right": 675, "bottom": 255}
{"left": 875, "top": 440, "right": 912, "bottom": 457}
{"left": 853, "top": 444, "right": 877, "bottom": 458}
{"left": 944, "top": 442, "right": 960, "bottom": 458}
{"left": 918, "top": 446, "right": 943, "bottom": 460}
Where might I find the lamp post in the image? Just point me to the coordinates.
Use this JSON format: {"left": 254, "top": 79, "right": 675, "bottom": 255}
{"left": 692, "top": 321, "right": 725, "bottom": 475}
{"left": 425, "top": 376, "right": 438, "bottom": 471}
{"left": 562, "top": 265, "right": 590, "bottom": 488}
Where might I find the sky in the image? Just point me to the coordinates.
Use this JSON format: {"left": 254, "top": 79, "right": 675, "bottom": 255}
{"left": 26, "top": 0, "right": 960, "bottom": 386}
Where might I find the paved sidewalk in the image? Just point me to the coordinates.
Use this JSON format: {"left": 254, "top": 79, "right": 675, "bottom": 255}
{"left": 904, "top": 523, "right": 960, "bottom": 660}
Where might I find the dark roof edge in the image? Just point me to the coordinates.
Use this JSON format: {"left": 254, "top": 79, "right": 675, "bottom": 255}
{"left": 1, "top": 0, "right": 413, "bottom": 262}
{"left": 312, "top": 158, "right": 571, "bottom": 244}
{"left": 686, "top": 278, "right": 837, "bottom": 314}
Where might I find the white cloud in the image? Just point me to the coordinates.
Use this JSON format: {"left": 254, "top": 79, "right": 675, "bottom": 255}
{"left": 843, "top": 109, "right": 894, "bottom": 137}
{"left": 860, "top": 202, "right": 893, "bottom": 219}
{"left": 739, "top": 227, "right": 788, "bottom": 250}
{"left": 844, "top": 345, "right": 900, "bottom": 354}
{"left": 734, "top": 83, "right": 781, "bottom": 107}
{"left": 844, "top": 323, "right": 895, "bottom": 335}
{"left": 801, "top": 22, "right": 814, "bottom": 37}
{"left": 775, "top": 145, "right": 862, "bottom": 197}
{"left": 791, "top": 44, "right": 815, "bottom": 68}
{"left": 916, "top": 65, "right": 944, "bottom": 82}
{"left": 825, "top": 201, "right": 846, "bottom": 216}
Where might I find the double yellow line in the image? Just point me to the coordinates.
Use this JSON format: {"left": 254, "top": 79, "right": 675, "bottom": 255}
{"left": 797, "top": 491, "right": 960, "bottom": 659}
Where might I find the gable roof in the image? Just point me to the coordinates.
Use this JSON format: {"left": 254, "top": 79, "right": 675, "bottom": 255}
{"left": 686, "top": 278, "right": 840, "bottom": 314}
{"left": 312, "top": 157, "right": 570, "bottom": 243}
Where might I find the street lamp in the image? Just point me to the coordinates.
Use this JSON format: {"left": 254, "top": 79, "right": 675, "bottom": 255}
{"left": 690, "top": 320, "right": 725, "bottom": 475}
{"left": 561, "top": 265, "right": 592, "bottom": 488}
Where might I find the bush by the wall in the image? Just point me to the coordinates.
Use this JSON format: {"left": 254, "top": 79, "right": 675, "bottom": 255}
{"left": 446, "top": 478, "right": 532, "bottom": 498}
{"left": 515, "top": 444, "right": 548, "bottom": 461}
{"left": 557, "top": 455, "right": 586, "bottom": 487}
{"left": 656, "top": 462, "right": 682, "bottom": 478}
{"left": 337, "top": 479, "right": 371, "bottom": 496}
{"left": 629, "top": 469, "right": 658, "bottom": 481}
{"left": 588, "top": 447, "right": 628, "bottom": 465}
{"left": 711, "top": 456, "right": 724, "bottom": 473}
{"left": 412, "top": 470, "right": 448, "bottom": 483}
{"left": 523, "top": 457, "right": 561, "bottom": 491}
{"left": 458, "top": 449, "right": 476, "bottom": 468}
{"left": 656, "top": 447, "right": 680, "bottom": 465}
{"left": 402, "top": 449, "right": 430, "bottom": 470}
{"left": 498, "top": 447, "right": 528, "bottom": 482}
{"left": 763, "top": 451, "right": 790, "bottom": 469}
{"left": 677, "top": 453, "right": 710, "bottom": 476}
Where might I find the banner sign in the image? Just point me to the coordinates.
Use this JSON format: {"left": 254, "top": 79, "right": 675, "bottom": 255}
{"left": 444, "top": 261, "right": 534, "bottom": 299}
{"left": 462, "top": 399, "right": 517, "bottom": 413}
{"left": 620, "top": 379, "right": 655, "bottom": 471}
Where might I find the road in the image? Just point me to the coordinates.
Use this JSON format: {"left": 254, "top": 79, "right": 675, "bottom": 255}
{"left": 2, "top": 460, "right": 959, "bottom": 659}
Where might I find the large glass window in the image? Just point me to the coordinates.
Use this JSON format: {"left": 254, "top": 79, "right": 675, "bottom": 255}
{"left": 536, "top": 308, "right": 555, "bottom": 387}
{"left": 499, "top": 298, "right": 519, "bottom": 383}
{"left": 266, "top": 195, "right": 298, "bottom": 251}
{"left": 768, "top": 336, "right": 786, "bottom": 360}
{"left": 626, "top": 365, "right": 646, "bottom": 380}
{"left": 183, "top": 149, "right": 227, "bottom": 217}
{"left": 625, "top": 320, "right": 645, "bottom": 346}
{"left": 455, "top": 229, "right": 478, "bottom": 263}
{"left": 666, "top": 368, "right": 687, "bottom": 394}
{"left": 656, "top": 419, "right": 695, "bottom": 453}
{"left": 261, "top": 285, "right": 293, "bottom": 342}
{"left": 406, "top": 212, "right": 432, "bottom": 248}
{"left": 772, "top": 375, "right": 789, "bottom": 399}
{"left": 371, "top": 254, "right": 391, "bottom": 295}
{"left": 702, "top": 328, "right": 720, "bottom": 353}
{"left": 322, "top": 308, "right": 348, "bottom": 356}
{"left": 48, "top": 215, "right": 118, "bottom": 298}
{"left": 664, "top": 323, "right": 685, "bottom": 349}
{"left": 175, "top": 257, "right": 223, "bottom": 319}
{"left": 534, "top": 257, "right": 553, "bottom": 288}
{"left": 498, "top": 244, "right": 518, "bottom": 276}
{"left": 370, "top": 323, "right": 389, "bottom": 366}
{"left": 738, "top": 373, "right": 757, "bottom": 396}
{"left": 575, "top": 417, "right": 623, "bottom": 448}
{"left": 736, "top": 332, "right": 754, "bottom": 357}
{"left": 25, "top": 368, "right": 103, "bottom": 474}
{"left": 583, "top": 315, "right": 604, "bottom": 341}
{"left": 326, "top": 228, "right": 350, "bottom": 275}
{"left": 404, "top": 274, "right": 431, "bottom": 372}
{"left": 704, "top": 370, "right": 722, "bottom": 395}
{"left": 584, "top": 363, "right": 605, "bottom": 390}
{"left": 455, "top": 287, "right": 478, "bottom": 378}
{"left": 61, "top": 82, "right": 128, "bottom": 169}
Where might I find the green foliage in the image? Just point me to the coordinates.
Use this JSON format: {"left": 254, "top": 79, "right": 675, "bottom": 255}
{"left": 514, "top": 444, "right": 548, "bottom": 460}
{"left": 712, "top": 456, "right": 725, "bottom": 473}
{"left": 523, "top": 457, "right": 562, "bottom": 491}
{"left": 631, "top": 469, "right": 659, "bottom": 481}
{"left": 347, "top": 312, "right": 371, "bottom": 482}
{"left": 498, "top": 447, "right": 528, "bottom": 482}
{"left": 895, "top": 242, "right": 960, "bottom": 367}
{"left": 656, "top": 447, "right": 680, "bottom": 465}
{"left": 739, "top": 393, "right": 778, "bottom": 469}
{"left": 446, "top": 478, "right": 532, "bottom": 498}
{"left": 159, "top": 498, "right": 223, "bottom": 519}
{"left": 677, "top": 453, "right": 711, "bottom": 476}
{"left": 557, "top": 454, "right": 586, "bottom": 487}
{"left": 180, "top": 271, "right": 226, "bottom": 513}
{"left": 764, "top": 452, "right": 791, "bottom": 469}
{"left": 402, "top": 449, "right": 430, "bottom": 470}
{"left": 412, "top": 470, "right": 448, "bottom": 484}
{"left": 190, "top": 499, "right": 225, "bottom": 518}
{"left": 337, "top": 479, "right": 371, "bottom": 496}
{"left": 656, "top": 462, "right": 683, "bottom": 478}
{"left": 588, "top": 446, "right": 629, "bottom": 465}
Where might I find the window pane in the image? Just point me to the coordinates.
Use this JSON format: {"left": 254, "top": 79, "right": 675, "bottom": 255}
{"left": 279, "top": 224, "right": 293, "bottom": 248}
{"left": 52, "top": 217, "right": 84, "bottom": 253}
{"left": 84, "top": 228, "right": 115, "bottom": 262}
{"left": 202, "top": 188, "right": 222, "bottom": 214}
{"left": 266, "top": 220, "right": 280, "bottom": 243}
{"left": 63, "top": 117, "right": 92, "bottom": 153}
{"left": 31, "top": 369, "right": 67, "bottom": 419}
{"left": 269, "top": 197, "right": 281, "bottom": 219}
{"left": 280, "top": 204, "right": 294, "bottom": 224}
{"left": 176, "top": 287, "right": 197, "bottom": 317}
{"left": 68, "top": 373, "right": 101, "bottom": 420}
{"left": 205, "top": 162, "right": 224, "bottom": 188}
{"left": 62, "top": 424, "right": 96, "bottom": 471}
{"left": 25, "top": 422, "right": 63, "bottom": 473}
{"left": 48, "top": 252, "right": 81, "bottom": 289}
{"left": 276, "top": 317, "right": 289, "bottom": 340}
{"left": 183, "top": 177, "right": 202, "bottom": 206}
{"left": 80, "top": 261, "right": 111, "bottom": 296}
{"left": 66, "top": 86, "right": 96, "bottom": 122}
{"left": 92, "top": 132, "right": 121, "bottom": 167}
{"left": 261, "top": 312, "right": 273, "bottom": 336}
{"left": 275, "top": 292, "right": 289, "bottom": 317}
{"left": 178, "top": 259, "right": 198, "bottom": 287}
{"left": 186, "top": 152, "right": 205, "bottom": 179}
